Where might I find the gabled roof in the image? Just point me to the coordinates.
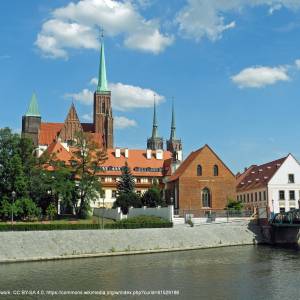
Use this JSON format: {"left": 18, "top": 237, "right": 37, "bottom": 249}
{"left": 168, "top": 147, "right": 202, "bottom": 181}
{"left": 168, "top": 144, "right": 235, "bottom": 182}
{"left": 39, "top": 122, "right": 63, "bottom": 145}
{"left": 236, "top": 156, "right": 287, "bottom": 192}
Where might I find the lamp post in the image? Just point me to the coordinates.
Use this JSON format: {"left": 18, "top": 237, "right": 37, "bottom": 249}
{"left": 11, "top": 191, "right": 16, "bottom": 226}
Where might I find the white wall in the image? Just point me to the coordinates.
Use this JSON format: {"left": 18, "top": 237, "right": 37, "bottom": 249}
{"left": 93, "top": 207, "right": 123, "bottom": 221}
{"left": 268, "top": 154, "right": 300, "bottom": 213}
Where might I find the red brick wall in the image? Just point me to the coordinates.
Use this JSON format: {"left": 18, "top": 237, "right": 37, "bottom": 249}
{"left": 170, "top": 146, "right": 236, "bottom": 210}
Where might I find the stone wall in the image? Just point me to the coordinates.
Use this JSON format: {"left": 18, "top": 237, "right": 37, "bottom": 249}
{"left": 0, "top": 223, "right": 262, "bottom": 263}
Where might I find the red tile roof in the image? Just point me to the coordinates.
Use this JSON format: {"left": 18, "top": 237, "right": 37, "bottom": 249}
{"left": 45, "top": 143, "right": 172, "bottom": 177}
{"left": 39, "top": 123, "right": 63, "bottom": 145}
{"left": 39, "top": 122, "right": 101, "bottom": 146}
{"left": 100, "top": 149, "right": 173, "bottom": 177}
{"left": 236, "top": 156, "right": 287, "bottom": 192}
{"left": 81, "top": 123, "right": 94, "bottom": 132}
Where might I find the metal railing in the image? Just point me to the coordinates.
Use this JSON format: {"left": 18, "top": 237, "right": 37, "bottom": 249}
{"left": 174, "top": 209, "right": 252, "bottom": 218}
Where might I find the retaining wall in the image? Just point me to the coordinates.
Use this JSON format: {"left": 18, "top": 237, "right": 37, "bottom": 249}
{"left": 0, "top": 223, "right": 262, "bottom": 263}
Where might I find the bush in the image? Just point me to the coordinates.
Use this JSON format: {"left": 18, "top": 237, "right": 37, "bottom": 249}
{"left": 113, "top": 192, "right": 142, "bottom": 214}
{"left": 46, "top": 203, "right": 57, "bottom": 220}
{"left": 18, "top": 198, "right": 41, "bottom": 221}
{"left": 141, "top": 187, "right": 165, "bottom": 207}
{"left": 106, "top": 215, "right": 173, "bottom": 229}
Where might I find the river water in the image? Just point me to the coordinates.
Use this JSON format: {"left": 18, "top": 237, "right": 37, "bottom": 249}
{"left": 0, "top": 245, "right": 300, "bottom": 300}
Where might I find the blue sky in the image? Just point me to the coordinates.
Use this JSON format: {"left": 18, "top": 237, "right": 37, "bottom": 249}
{"left": 1, "top": 0, "right": 300, "bottom": 173}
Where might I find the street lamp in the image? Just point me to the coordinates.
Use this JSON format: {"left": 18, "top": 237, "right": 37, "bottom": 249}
{"left": 11, "top": 191, "right": 16, "bottom": 226}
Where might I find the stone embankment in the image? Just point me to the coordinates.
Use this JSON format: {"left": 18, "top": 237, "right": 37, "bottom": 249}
{"left": 0, "top": 222, "right": 263, "bottom": 263}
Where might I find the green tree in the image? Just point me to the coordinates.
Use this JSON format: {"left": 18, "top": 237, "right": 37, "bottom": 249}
{"left": 113, "top": 192, "right": 142, "bottom": 214}
{"left": 226, "top": 198, "right": 243, "bottom": 211}
{"left": 0, "top": 128, "right": 28, "bottom": 199}
{"left": 70, "top": 132, "right": 107, "bottom": 218}
{"left": 141, "top": 187, "right": 165, "bottom": 207}
{"left": 117, "top": 161, "right": 135, "bottom": 195}
{"left": 46, "top": 203, "right": 57, "bottom": 220}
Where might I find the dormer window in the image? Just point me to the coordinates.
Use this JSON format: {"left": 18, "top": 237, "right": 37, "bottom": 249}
{"left": 288, "top": 174, "right": 295, "bottom": 183}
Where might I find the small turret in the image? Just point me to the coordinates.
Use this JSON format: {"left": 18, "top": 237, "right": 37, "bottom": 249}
{"left": 147, "top": 99, "right": 163, "bottom": 150}
{"left": 167, "top": 100, "right": 182, "bottom": 161}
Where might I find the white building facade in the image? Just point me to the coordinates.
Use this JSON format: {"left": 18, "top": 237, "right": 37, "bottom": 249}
{"left": 237, "top": 154, "right": 300, "bottom": 214}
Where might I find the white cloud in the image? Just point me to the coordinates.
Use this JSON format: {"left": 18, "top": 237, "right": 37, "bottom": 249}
{"left": 67, "top": 79, "right": 164, "bottom": 111}
{"left": 114, "top": 116, "right": 137, "bottom": 129}
{"left": 109, "top": 82, "right": 164, "bottom": 111}
{"left": 36, "top": 0, "right": 173, "bottom": 58}
{"left": 295, "top": 59, "right": 300, "bottom": 69}
{"left": 65, "top": 89, "right": 93, "bottom": 104}
{"left": 176, "top": 0, "right": 300, "bottom": 42}
{"left": 231, "top": 66, "right": 290, "bottom": 88}
{"left": 35, "top": 19, "right": 98, "bottom": 58}
{"left": 81, "top": 113, "right": 93, "bottom": 122}
{"left": 81, "top": 113, "right": 137, "bottom": 129}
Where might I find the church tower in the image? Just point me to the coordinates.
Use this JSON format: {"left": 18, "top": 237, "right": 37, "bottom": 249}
{"left": 147, "top": 100, "right": 163, "bottom": 150}
{"left": 93, "top": 38, "right": 114, "bottom": 148}
{"left": 167, "top": 101, "right": 182, "bottom": 160}
{"left": 22, "top": 92, "right": 41, "bottom": 147}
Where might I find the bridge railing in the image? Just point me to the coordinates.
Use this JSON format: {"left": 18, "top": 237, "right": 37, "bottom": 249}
{"left": 271, "top": 209, "right": 300, "bottom": 225}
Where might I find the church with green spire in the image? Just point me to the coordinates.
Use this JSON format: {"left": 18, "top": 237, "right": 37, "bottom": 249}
{"left": 22, "top": 38, "right": 114, "bottom": 149}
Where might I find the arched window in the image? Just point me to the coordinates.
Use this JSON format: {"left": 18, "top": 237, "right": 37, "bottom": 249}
{"left": 197, "top": 165, "right": 202, "bottom": 176}
{"left": 213, "top": 164, "right": 219, "bottom": 176}
{"left": 202, "top": 188, "right": 211, "bottom": 208}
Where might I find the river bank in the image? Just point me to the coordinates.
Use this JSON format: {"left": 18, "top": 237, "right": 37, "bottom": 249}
{"left": 0, "top": 222, "right": 263, "bottom": 263}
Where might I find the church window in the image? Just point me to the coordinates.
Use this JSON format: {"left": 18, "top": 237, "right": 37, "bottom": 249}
{"left": 202, "top": 188, "right": 211, "bottom": 208}
{"left": 213, "top": 165, "right": 219, "bottom": 176}
{"left": 197, "top": 165, "right": 202, "bottom": 176}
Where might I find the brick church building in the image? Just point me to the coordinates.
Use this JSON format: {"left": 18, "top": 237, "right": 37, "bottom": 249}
{"left": 167, "top": 145, "right": 236, "bottom": 213}
{"left": 22, "top": 41, "right": 113, "bottom": 150}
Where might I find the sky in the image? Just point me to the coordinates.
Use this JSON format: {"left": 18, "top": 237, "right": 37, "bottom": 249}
{"left": 1, "top": 0, "right": 300, "bottom": 173}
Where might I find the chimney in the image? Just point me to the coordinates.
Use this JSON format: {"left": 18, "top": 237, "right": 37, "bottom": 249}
{"left": 124, "top": 148, "right": 129, "bottom": 158}
{"left": 146, "top": 149, "right": 152, "bottom": 159}
{"left": 156, "top": 149, "right": 163, "bottom": 160}
{"left": 115, "top": 148, "right": 121, "bottom": 158}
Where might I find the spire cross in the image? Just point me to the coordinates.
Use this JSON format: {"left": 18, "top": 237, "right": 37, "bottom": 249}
{"left": 99, "top": 27, "right": 104, "bottom": 40}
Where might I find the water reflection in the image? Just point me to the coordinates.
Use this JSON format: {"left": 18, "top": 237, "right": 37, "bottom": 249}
{"left": 0, "top": 246, "right": 299, "bottom": 299}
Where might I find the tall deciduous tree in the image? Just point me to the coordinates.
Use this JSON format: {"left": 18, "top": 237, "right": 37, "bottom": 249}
{"left": 0, "top": 128, "right": 33, "bottom": 199}
{"left": 70, "top": 132, "right": 107, "bottom": 218}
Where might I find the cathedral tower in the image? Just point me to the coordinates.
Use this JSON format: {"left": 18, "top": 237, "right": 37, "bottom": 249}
{"left": 167, "top": 101, "right": 182, "bottom": 160}
{"left": 22, "top": 92, "right": 41, "bottom": 147}
{"left": 147, "top": 100, "right": 163, "bottom": 150}
{"left": 93, "top": 39, "right": 114, "bottom": 148}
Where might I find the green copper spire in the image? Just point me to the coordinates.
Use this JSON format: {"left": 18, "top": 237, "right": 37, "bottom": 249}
{"left": 97, "top": 40, "right": 109, "bottom": 93}
{"left": 152, "top": 99, "right": 158, "bottom": 138}
{"left": 170, "top": 100, "right": 176, "bottom": 140}
{"left": 25, "top": 92, "right": 40, "bottom": 117}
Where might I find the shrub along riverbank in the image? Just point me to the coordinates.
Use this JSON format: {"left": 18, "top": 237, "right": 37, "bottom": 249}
{"left": 0, "top": 216, "right": 173, "bottom": 231}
